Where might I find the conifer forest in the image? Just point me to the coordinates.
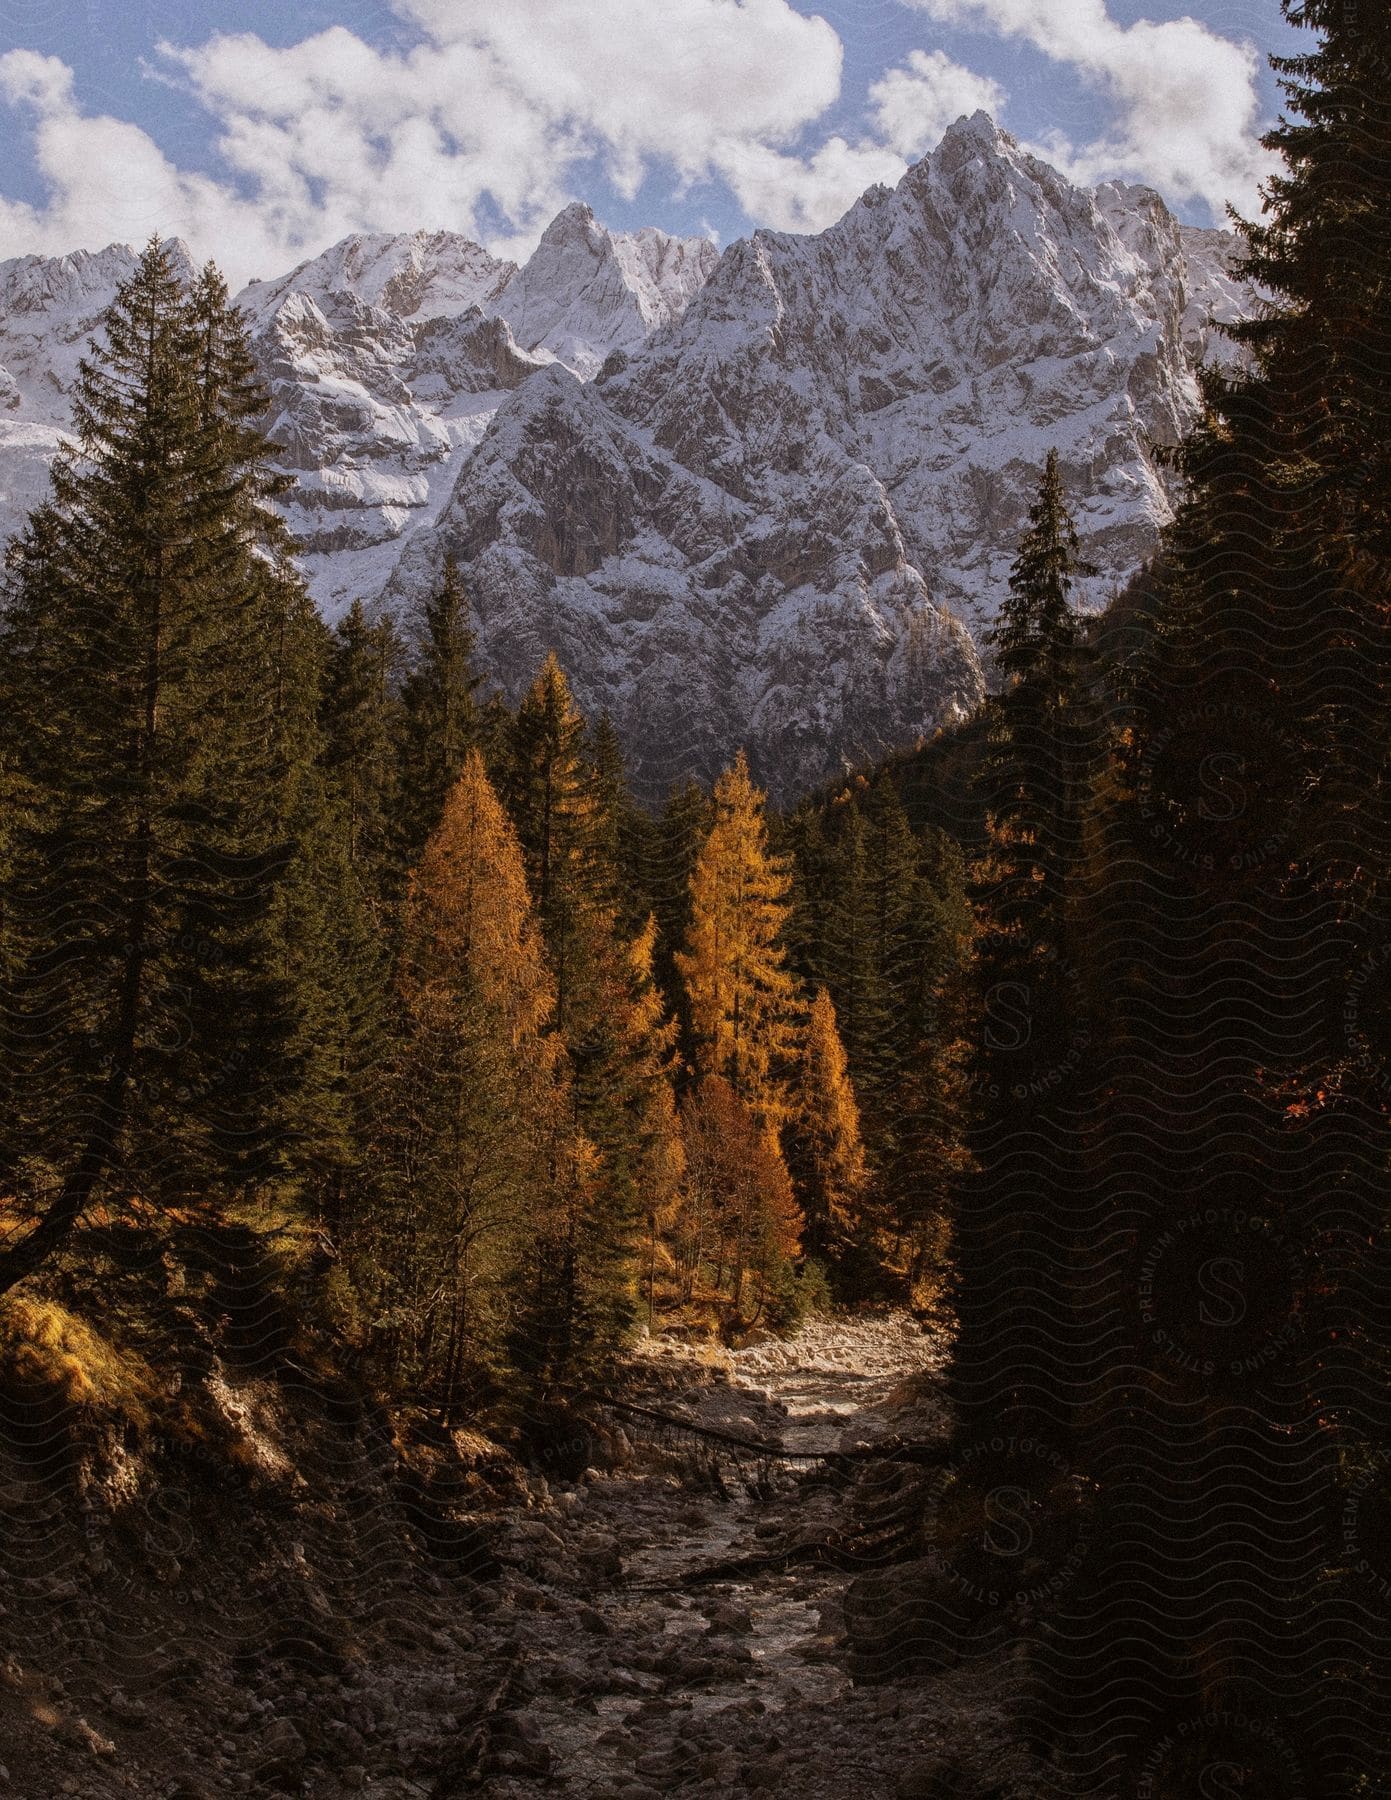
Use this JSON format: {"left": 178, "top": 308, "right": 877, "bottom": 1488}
{"left": 0, "top": 2, "right": 1387, "bottom": 1795}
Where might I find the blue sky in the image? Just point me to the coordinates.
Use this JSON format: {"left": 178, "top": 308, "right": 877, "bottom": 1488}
{"left": 0, "top": 0, "right": 1300, "bottom": 287}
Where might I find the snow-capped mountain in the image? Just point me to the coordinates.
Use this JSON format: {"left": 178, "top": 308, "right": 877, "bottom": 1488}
{"left": 0, "top": 240, "right": 201, "bottom": 536}
{"left": 0, "top": 115, "right": 1253, "bottom": 800}
{"left": 500, "top": 203, "right": 720, "bottom": 378}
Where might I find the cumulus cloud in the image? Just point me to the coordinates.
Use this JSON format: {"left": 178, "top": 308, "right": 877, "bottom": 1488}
{"left": 0, "top": 49, "right": 74, "bottom": 113}
{"left": 160, "top": 26, "right": 576, "bottom": 253}
{"left": 0, "top": 0, "right": 869, "bottom": 285}
{"left": 869, "top": 49, "right": 1007, "bottom": 159}
{"left": 901, "top": 0, "right": 1275, "bottom": 217}
{"left": 714, "top": 135, "right": 907, "bottom": 233}
{"left": 394, "top": 0, "right": 845, "bottom": 176}
{"left": 0, "top": 48, "right": 311, "bottom": 278}
{"left": 0, "top": 0, "right": 1274, "bottom": 285}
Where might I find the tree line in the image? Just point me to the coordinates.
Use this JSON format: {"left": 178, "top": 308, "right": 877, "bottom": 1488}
{"left": 932, "top": 4, "right": 1391, "bottom": 1791}
{"left": 0, "top": 2, "right": 1385, "bottom": 1783}
{"left": 0, "top": 243, "right": 971, "bottom": 1423}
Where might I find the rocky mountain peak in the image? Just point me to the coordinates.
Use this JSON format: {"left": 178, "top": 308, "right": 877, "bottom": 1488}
{"left": 934, "top": 106, "right": 1011, "bottom": 163}
{"left": 498, "top": 202, "right": 718, "bottom": 378}
{"left": 0, "top": 123, "right": 1258, "bottom": 801}
{"left": 238, "top": 231, "right": 518, "bottom": 332}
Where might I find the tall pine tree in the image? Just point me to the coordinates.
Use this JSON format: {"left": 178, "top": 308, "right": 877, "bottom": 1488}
{"left": 1025, "top": 11, "right": 1391, "bottom": 1788}
{"left": 395, "top": 555, "right": 481, "bottom": 869}
{"left": 0, "top": 240, "right": 315, "bottom": 1294}
{"left": 320, "top": 598, "right": 402, "bottom": 918}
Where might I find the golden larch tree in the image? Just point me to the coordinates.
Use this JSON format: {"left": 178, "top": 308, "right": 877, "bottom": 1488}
{"left": 679, "top": 1075, "right": 801, "bottom": 1313}
{"left": 675, "top": 751, "right": 798, "bottom": 1126}
{"left": 786, "top": 985, "right": 867, "bottom": 1261}
{"left": 380, "top": 749, "right": 570, "bottom": 1413}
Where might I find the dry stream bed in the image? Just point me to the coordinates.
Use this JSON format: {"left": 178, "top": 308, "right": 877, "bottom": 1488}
{"left": 0, "top": 1313, "right": 1040, "bottom": 1798}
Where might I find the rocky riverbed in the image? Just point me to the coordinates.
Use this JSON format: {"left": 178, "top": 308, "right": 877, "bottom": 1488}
{"left": 0, "top": 1311, "right": 1045, "bottom": 1798}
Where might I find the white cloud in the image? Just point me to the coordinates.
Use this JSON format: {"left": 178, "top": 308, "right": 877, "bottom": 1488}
{"left": 869, "top": 49, "right": 1007, "bottom": 159}
{"left": 714, "top": 135, "right": 907, "bottom": 234}
{"left": 0, "top": 1, "right": 861, "bottom": 285}
{"left": 157, "top": 26, "right": 581, "bottom": 255}
{"left": 0, "top": 49, "right": 314, "bottom": 279}
{"left": 901, "top": 0, "right": 1275, "bottom": 217}
{"left": 393, "top": 0, "right": 845, "bottom": 174}
{"left": 0, "top": 50, "right": 74, "bottom": 113}
{"left": 0, "top": 0, "right": 1275, "bottom": 285}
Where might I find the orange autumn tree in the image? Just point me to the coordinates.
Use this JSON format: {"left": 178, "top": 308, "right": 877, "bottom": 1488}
{"left": 625, "top": 916, "right": 688, "bottom": 1324}
{"left": 679, "top": 1076, "right": 800, "bottom": 1314}
{"left": 675, "top": 752, "right": 803, "bottom": 1313}
{"left": 786, "top": 985, "right": 867, "bottom": 1262}
{"left": 675, "top": 751, "right": 799, "bottom": 1125}
{"left": 373, "top": 749, "right": 571, "bottom": 1413}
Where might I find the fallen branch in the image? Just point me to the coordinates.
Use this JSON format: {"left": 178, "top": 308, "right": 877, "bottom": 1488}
{"left": 636, "top": 1516, "right": 921, "bottom": 1590}
{"left": 588, "top": 1394, "right": 947, "bottom": 1471}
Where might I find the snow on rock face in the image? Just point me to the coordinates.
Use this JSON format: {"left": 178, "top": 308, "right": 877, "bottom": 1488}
{"left": 390, "top": 361, "right": 981, "bottom": 801}
{"left": 0, "top": 239, "right": 198, "bottom": 536}
{"left": 397, "top": 114, "right": 1257, "bottom": 797}
{"left": 498, "top": 202, "right": 721, "bottom": 378}
{"left": 239, "top": 212, "right": 719, "bottom": 613}
{"left": 0, "top": 119, "right": 1256, "bottom": 800}
{"left": 237, "top": 230, "right": 517, "bottom": 328}
{"left": 600, "top": 116, "right": 1237, "bottom": 652}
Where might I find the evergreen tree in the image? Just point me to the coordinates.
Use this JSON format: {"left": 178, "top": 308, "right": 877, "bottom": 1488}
{"left": 0, "top": 240, "right": 314, "bottom": 1295}
{"left": 878, "top": 819, "right": 973, "bottom": 1291}
{"left": 1022, "top": 12, "right": 1391, "bottom": 1786}
{"left": 936, "top": 450, "right": 1103, "bottom": 1746}
{"left": 512, "top": 911, "right": 687, "bottom": 1381}
{"left": 1226, "top": 0, "right": 1391, "bottom": 575}
{"left": 320, "top": 599, "right": 402, "bottom": 915}
{"left": 587, "top": 710, "right": 654, "bottom": 937}
{"left": 504, "top": 658, "right": 681, "bottom": 1377}
{"left": 649, "top": 779, "right": 714, "bottom": 1061}
{"left": 987, "top": 450, "right": 1086, "bottom": 685}
{"left": 785, "top": 791, "right": 888, "bottom": 1086}
{"left": 784, "top": 774, "right": 972, "bottom": 1291}
{"left": 395, "top": 556, "right": 481, "bottom": 868}
{"left": 624, "top": 917, "right": 688, "bottom": 1325}
{"left": 980, "top": 447, "right": 1094, "bottom": 925}
{"left": 272, "top": 770, "right": 390, "bottom": 1215}
{"left": 960, "top": 449, "right": 1097, "bottom": 1338}
{"left": 506, "top": 654, "right": 604, "bottom": 1029}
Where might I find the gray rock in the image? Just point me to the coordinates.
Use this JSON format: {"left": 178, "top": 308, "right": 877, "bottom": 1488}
{"left": 254, "top": 1716, "right": 307, "bottom": 1778}
{"left": 0, "top": 131, "right": 1254, "bottom": 806}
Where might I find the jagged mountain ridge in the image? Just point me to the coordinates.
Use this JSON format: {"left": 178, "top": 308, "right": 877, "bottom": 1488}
{"left": 0, "top": 115, "right": 1252, "bottom": 800}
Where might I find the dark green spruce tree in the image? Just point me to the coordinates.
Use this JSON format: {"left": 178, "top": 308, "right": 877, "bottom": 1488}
{"left": 394, "top": 555, "right": 481, "bottom": 870}
{"left": 919, "top": 451, "right": 1103, "bottom": 1703}
{"left": 783, "top": 775, "right": 970, "bottom": 1292}
{"left": 320, "top": 599, "right": 402, "bottom": 918}
{"left": 648, "top": 778, "right": 715, "bottom": 1068}
{"left": 504, "top": 657, "right": 646, "bottom": 1384}
{"left": 1034, "top": 7, "right": 1391, "bottom": 1790}
{"left": 0, "top": 240, "right": 318, "bottom": 1294}
{"left": 867, "top": 794, "right": 972, "bottom": 1293}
